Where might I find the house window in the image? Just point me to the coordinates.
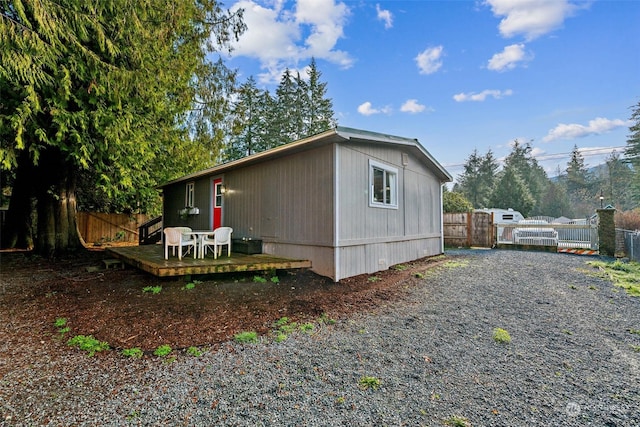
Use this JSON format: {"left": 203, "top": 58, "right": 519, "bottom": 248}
{"left": 214, "top": 182, "right": 223, "bottom": 208}
{"left": 369, "top": 160, "right": 398, "bottom": 208}
{"left": 185, "top": 182, "right": 195, "bottom": 207}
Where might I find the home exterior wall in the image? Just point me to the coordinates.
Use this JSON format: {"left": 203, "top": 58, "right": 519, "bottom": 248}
{"left": 334, "top": 141, "right": 443, "bottom": 280}
{"left": 161, "top": 129, "right": 449, "bottom": 282}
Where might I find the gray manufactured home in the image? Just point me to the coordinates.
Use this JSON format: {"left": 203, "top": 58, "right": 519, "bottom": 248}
{"left": 160, "top": 127, "right": 452, "bottom": 281}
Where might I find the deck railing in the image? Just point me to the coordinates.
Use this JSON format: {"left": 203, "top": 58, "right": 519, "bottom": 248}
{"left": 138, "top": 216, "right": 163, "bottom": 245}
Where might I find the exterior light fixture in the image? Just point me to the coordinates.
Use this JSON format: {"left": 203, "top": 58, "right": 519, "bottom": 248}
{"left": 599, "top": 190, "right": 604, "bottom": 209}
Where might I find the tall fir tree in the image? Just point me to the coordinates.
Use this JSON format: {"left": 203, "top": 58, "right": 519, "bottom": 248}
{"left": 624, "top": 100, "right": 640, "bottom": 204}
{"left": 490, "top": 166, "right": 535, "bottom": 216}
{"left": 306, "top": 58, "right": 336, "bottom": 135}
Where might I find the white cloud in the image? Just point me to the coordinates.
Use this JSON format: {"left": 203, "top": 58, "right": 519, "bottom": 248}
{"left": 487, "top": 43, "right": 531, "bottom": 72}
{"left": 376, "top": 4, "right": 393, "bottom": 29}
{"left": 453, "top": 89, "right": 513, "bottom": 102}
{"left": 400, "top": 99, "right": 429, "bottom": 114}
{"left": 543, "top": 117, "right": 629, "bottom": 142}
{"left": 357, "top": 101, "right": 391, "bottom": 116}
{"left": 484, "top": 0, "right": 584, "bottom": 41}
{"left": 229, "top": 0, "right": 353, "bottom": 83}
{"left": 415, "top": 46, "right": 444, "bottom": 75}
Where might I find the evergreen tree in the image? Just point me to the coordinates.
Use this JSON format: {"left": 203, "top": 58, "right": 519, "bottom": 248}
{"left": 0, "top": 0, "right": 245, "bottom": 253}
{"left": 490, "top": 166, "right": 535, "bottom": 216}
{"left": 227, "top": 76, "right": 265, "bottom": 160}
{"left": 457, "top": 149, "right": 498, "bottom": 208}
{"left": 624, "top": 100, "right": 640, "bottom": 204}
{"left": 306, "top": 58, "right": 336, "bottom": 135}
{"left": 502, "top": 140, "right": 548, "bottom": 214}
{"left": 274, "top": 68, "right": 298, "bottom": 144}
{"left": 539, "top": 181, "right": 572, "bottom": 218}
{"left": 565, "top": 145, "right": 595, "bottom": 216}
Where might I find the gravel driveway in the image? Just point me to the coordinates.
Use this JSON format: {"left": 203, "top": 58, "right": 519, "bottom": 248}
{"left": 2, "top": 249, "right": 639, "bottom": 426}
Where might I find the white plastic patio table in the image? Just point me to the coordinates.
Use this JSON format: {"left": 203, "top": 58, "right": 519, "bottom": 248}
{"left": 190, "top": 231, "right": 215, "bottom": 259}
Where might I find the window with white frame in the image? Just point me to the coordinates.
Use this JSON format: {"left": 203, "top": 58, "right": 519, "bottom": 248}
{"left": 369, "top": 160, "right": 398, "bottom": 208}
{"left": 185, "top": 182, "right": 195, "bottom": 207}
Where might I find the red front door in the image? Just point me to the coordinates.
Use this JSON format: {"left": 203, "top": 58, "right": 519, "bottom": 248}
{"left": 212, "top": 178, "right": 223, "bottom": 229}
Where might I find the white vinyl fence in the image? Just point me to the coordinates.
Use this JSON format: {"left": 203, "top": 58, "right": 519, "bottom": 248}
{"left": 497, "top": 223, "right": 598, "bottom": 249}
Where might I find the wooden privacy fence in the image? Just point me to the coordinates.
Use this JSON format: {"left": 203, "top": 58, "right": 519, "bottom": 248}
{"left": 77, "top": 212, "right": 150, "bottom": 244}
{"left": 443, "top": 212, "right": 493, "bottom": 248}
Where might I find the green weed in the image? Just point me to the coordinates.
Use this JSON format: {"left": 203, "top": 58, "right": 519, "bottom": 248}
{"left": 628, "top": 329, "right": 640, "bottom": 335}
{"left": 367, "top": 276, "right": 380, "bottom": 282}
{"left": 299, "top": 323, "right": 314, "bottom": 334}
{"left": 67, "top": 335, "right": 109, "bottom": 356}
{"left": 631, "top": 345, "right": 640, "bottom": 353}
{"left": 270, "top": 276, "right": 280, "bottom": 283}
{"left": 358, "top": 376, "right": 381, "bottom": 390}
{"left": 444, "top": 415, "right": 471, "bottom": 427}
{"left": 253, "top": 276, "right": 267, "bottom": 283}
{"left": 142, "top": 286, "right": 162, "bottom": 294}
{"left": 493, "top": 328, "right": 511, "bottom": 344}
{"left": 392, "top": 264, "right": 408, "bottom": 271}
{"left": 54, "top": 318, "right": 67, "bottom": 328}
{"left": 275, "top": 333, "right": 287, "bottom": 343}
{"left": 186, "top": 346, "right": 203, "bottom": 356}
{"left": 587, "top": 260, "right": 640, "bottom": 297}
{"left": 122, "top": 348, "right": 144, "bottom": 358}
{"left": 153, "top": 344, "right": 172, "bottom": 357}
{"left": 234, "top": 331, "right": 258, "bottom": 343}
{"left": 319, "top": 313, "right": 336, "bottom": 325}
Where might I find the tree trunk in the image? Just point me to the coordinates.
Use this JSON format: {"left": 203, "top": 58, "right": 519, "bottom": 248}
{"left": 33, "top": 148, "right": 83, "bottom": 256}
{"left": 1, "top": 152, "right": 35, "bottom": 250}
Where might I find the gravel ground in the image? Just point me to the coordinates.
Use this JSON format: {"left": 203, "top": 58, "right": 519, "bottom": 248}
{"left": 2, "top": 249, "right": 639, "bottom": 426}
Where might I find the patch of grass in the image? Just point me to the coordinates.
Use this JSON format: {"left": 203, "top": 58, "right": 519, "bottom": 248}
{"left": 442, "top": 259, "right": 469, "bottom": 269}
{"left": 234, "top": 331, "right": 258, "bottom": 344}
{"left": 270, "top": 276, "right": 280, "bottom": 283}
{"left": 493, "top": 327, "right": 511, "bottom": 344}
{"left": 358, "top": 376, "right": 381, "bottom": 390}
{"left": 414, "top": 272, "right": 426, "bottom": 279}
{"left": 253, "top": 276, "right": 267, "bottom": 283}
{"left": 299, "top": 323, "right": 314, "bottom": 334}
{"left": 153, "top": 344, "right": 172, "bottom": 357}
{"left": 186, "top": 346, "right": 203, "bottom": 357}
{"left": 182, "top": 280, "right": 201, "bottom": 290}
{"left": 67, "top": 335, "right": 109, "bottom": 356}
{"left": 319, "top": 312, "right": 336, "bottom": 325}
{"left": 367, "top": 276, "right": 380, "bottom": 282}
{"left": 630, "top": 345, "right": 640, "bottom": 353}
{"left": 444, "top": 415, "right": 471, "bottom": 427}
{"left": 628, "top": 328, "right": 640, "bottom": 336}
{"left": 392, "top": 264, "right": 408, "bottom": 271}
{"left": 274, "top": 332, "right": 288, "bottom": 343}
{"left": 142, "top": 286, "right": 162, "bottom": 295}
{"left": 587, "top": 260, "right": 640, "bottom": 297}
{"left": 122, "top": 347, "right": 144, "bottom": 359}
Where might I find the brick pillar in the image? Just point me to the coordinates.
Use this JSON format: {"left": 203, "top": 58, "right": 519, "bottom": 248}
{"left": 597, "top": 208, "right": 616, "bottom": 257}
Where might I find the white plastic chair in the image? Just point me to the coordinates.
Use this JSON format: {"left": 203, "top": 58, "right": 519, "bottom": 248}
{"left": 201, "top": 227, "right": 233, "bottom": 259}
{"left": 164, "top": 227, "right": 196, "bottom": 260}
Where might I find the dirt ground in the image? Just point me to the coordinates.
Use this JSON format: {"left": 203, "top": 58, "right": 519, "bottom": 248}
{"left": 0, "top": 249, "right": 450, "bottom": 354}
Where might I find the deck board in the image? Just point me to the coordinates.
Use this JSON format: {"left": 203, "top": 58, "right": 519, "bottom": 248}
{"left": 106, "top": 245, "right": 311, "bottom": 277}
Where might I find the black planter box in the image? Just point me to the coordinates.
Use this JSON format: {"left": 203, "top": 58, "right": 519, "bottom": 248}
{"left": 232, "top": 239, "right": 262, "bottom": 255}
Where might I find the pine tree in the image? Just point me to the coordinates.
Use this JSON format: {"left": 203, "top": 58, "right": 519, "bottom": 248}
{"left": 502, "top": 140, "right": 548, "bottom": 214}
{"left": 457, "top": 149, "right": 498, "bottom": 208}
{"left": 306, "top": 58, "right": 336, "bottom": 135}
{"left": 490, "top": 166, "right": 535, "bottom": 216}
{"left": 624, "top": 100, "right": 640, "bottom": 204}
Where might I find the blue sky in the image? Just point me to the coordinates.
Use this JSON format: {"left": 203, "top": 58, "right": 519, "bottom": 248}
{"left": 222, "top": 0, "right": 640, "bottom": 180}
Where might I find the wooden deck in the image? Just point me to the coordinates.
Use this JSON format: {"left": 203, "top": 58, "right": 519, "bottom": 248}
{"left": 106, "top": 245, "right": 311, "bottom": 277}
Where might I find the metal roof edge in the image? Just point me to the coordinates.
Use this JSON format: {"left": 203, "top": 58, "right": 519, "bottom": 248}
{"left": 159, "top": 128, "right": 340, "bottom": 188}
{"left": 336, "top": 126, "right": 452, "bottom": 183}
{"left": 160, "top": 126, "right": 452, "bottom": 187}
